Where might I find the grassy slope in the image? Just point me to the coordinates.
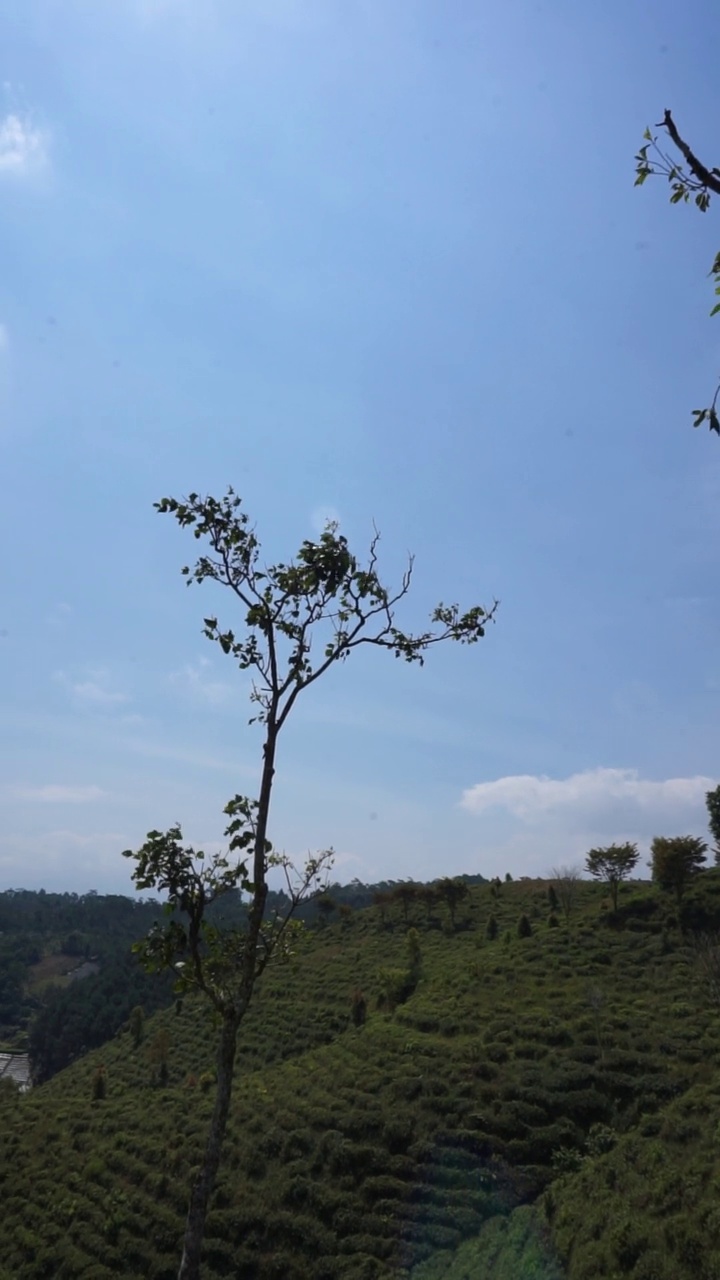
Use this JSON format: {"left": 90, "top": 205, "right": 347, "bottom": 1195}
{"left": 548, "top": 1075, "right": 720, "bottom": 1279}
{"left": 1, "top": 874, "right": 719, "bottom": 1279}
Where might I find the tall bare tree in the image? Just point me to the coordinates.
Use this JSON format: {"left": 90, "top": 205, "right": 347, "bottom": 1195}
{"left": 125, "top": 488, "right": 497, "bottom": 1279}
{"left": 550, "top": 865, "right": 582, "bottom": 924}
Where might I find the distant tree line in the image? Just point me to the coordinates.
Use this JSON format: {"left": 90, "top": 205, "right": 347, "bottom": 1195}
{"left": 371, "top": 876, "right": 485, "bottom": 930}
{"left": 0, "top": 889, "right": 163, "bottom": 939}
{"left": 28, "top": 952, "right": 174, "bottom": 1084}
{"left": 0, "top": 890, "right": 174, "bottom": 1068}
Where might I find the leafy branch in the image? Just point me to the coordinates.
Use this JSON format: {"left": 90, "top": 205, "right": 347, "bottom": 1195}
{"left": 635, "top": 110, "right": 720, "bottom": 434}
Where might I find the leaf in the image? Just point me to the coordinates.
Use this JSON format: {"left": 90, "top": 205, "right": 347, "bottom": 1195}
{"left": 710, "top": 303, "right": 720, "bottom": 317}
{"left": 643, "top": 127, "right": 652, "bottom": 141}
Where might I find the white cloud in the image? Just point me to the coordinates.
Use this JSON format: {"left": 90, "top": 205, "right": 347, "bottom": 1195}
{"left": 72, "top": 681, "right": 127, "bottom": 707}
{"left": 123, "top": 734, "right": 254, "bottom": 776}
{"left": 46, "top": 602, "right": 72, "bottom": 629}
{"left": 457, "top": 769, "right": 717, "bottom": 880}
{"left": 5, "top": 784, "right": 106, "bottom": 804}
{"left": 461, "top": 767, "right": 715, "bottom": 826}
{"left": 168, "top": 657, "right": 235, "bottom": 707}
{"left": 0, "top": 113, "right": 48, "bottom": 176}
{"left": 55, "top": 668, "right": 128, "bottom": 708}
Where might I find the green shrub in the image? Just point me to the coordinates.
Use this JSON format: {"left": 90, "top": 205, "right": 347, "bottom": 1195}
{"left": 91, "top": 1066, "right": 106, "bottom": 1102}
{"left": 351, "top": 989, "right": 367, "bottom": 1027}
{"left": 376, "top": 967, "right": 413, "bottom": 1012}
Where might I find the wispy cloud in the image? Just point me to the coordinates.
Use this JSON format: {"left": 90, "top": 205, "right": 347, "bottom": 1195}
{"left": 0, "top": 113, "right": 49, "bottom": 177}
{"left": 46, "top": 602, "right": 72, "bottom": 629}
{"left": 123, "top": 734, "right": 254, "bottom": 776}
{"left": 72, "top": 681, "right": 127, "bottom": 708}
{"left": 55, "top": 668, "right": 129, "bottom": 709}
{"left": 168, "top": 657, "right": 235, "bottom": 707}
{"left": 461, "top": 767, "right": 714, "bottom": 826}
{"left": 4, "top": 784, "right": 107, "bottom": 804}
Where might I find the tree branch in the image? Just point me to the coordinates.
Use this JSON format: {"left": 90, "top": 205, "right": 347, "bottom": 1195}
{"left": 657, "top": 110, "right": 720, "bottom": 196}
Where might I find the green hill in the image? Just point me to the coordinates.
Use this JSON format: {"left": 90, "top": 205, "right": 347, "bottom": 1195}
{"left": 1, "top": 872, "right": 719, "bottom": 1278}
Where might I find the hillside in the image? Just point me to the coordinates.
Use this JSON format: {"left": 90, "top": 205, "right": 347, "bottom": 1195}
{"left": 1, "top": 872, "right": 719, "bottom": 1278}
{"left": 0, "top": 891, "right": 179, "bottom": 1084}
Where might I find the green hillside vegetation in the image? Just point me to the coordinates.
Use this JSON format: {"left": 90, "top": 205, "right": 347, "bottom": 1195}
{"left": 0, "top": 891, "right": 177, "bottom": 1073}
{"left": 0, "top": 880, "right": 487, "bottom": 1079}
{"left": 1, "top": 871, "right": 720, "bottom": 1278}
{"left": 411, "top": 1204, "right": 563, "bottom": 1279}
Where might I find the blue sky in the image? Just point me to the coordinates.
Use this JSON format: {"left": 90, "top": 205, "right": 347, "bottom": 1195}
{"left": 1, "top": 0, "right": 719, "bottom": 893}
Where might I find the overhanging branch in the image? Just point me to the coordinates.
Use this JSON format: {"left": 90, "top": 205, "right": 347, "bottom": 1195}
{"left": 657, "top": 109, "right": 720, "bottom": 196}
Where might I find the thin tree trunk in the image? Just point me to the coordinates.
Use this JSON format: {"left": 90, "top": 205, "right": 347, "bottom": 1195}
{"left": 179, "top": 725, "right": 278, "bottom": 1279}
{"left": 178, "top": 1011, "right": 239, "bottom": 1280}
{"left": 243, "top": 726, "right": 278, "bottom": 971}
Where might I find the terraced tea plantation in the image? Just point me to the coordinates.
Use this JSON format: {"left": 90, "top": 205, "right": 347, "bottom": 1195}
{"left": 1, "top": 873, "right": 719, "bottom": 1279}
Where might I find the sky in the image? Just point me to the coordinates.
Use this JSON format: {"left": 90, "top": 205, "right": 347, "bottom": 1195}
{"left": 1, "top": 0, "right": 720, "bottom": 894}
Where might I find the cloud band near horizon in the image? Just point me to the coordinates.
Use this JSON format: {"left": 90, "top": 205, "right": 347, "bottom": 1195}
{"left": 461, "top": 767, "right": 716, "bottom": 824}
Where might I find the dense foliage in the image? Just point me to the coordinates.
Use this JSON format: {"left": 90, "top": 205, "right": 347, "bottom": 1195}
{"left": 1, "top": 870, "right": 720, "bottom": 1277}
{"left": 650, "top": 836, "right": 708, "bottom": 903}
{"left": 584, "top": 845, "right": 639, "bottom": 911}
{"left": 27, "top": 954, "right": 174, "bottom": 1084}
{"left": 0, "top": 890, "right": 171, "bottom": 1055}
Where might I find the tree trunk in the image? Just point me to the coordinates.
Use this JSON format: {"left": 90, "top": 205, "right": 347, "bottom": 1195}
{"left": 243, "top": 725, "right": 278, "bottom": 968}
{"left": 178, "top": 1011, "right": 239, "bottom": 1280}
{"left": 179, "top": 723, "right": 278, "bottom": 1278}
